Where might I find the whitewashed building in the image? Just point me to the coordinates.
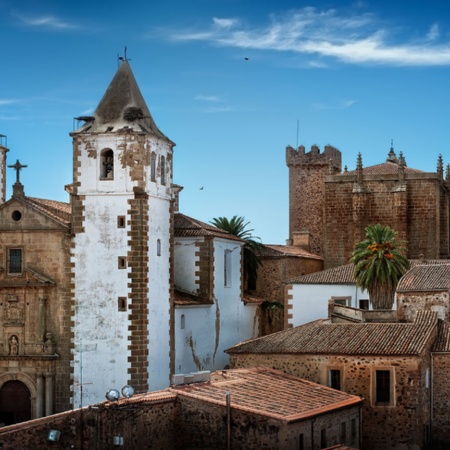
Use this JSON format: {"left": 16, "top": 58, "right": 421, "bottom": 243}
{"left": 173, "top": 213, "right": 260, "bottom": 374}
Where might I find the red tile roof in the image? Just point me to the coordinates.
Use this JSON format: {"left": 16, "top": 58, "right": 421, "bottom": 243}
{"left": 174, "top": 213, "right": 242, "bottom": 241}
{"left": 227, "top": 310, "right": 437, "bottom": 356}
{"left": 343, "top": 162, "right": 424, "bottom": 176}
{"left": 172, "top": 367, "right": 362, "bottom": 422}
{"left": 397, "top": 263, "right": 450, "bottom": 292}
{"left": 288, "top": 260, "right": 450, "bottom": 285}
{"left": 259, "top": 244, "right": 322, "bottom": 260}
{"left": 18, "top": 196, "right": 71, "bottom": 227}
{"left": 432, "top": 321, "right": 450, "bottom": 352}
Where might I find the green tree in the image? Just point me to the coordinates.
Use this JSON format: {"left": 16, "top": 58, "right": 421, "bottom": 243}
{"left": 210, "top": 216, "right": 262, "bottom": 289}
{"left": 350, "top": 224, "right": 410, "bottom": 310}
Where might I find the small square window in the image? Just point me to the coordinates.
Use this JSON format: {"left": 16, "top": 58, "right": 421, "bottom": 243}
{"left": 359, "top": 299, "right": 369, "bottom": 310}
{"left": 329, "top": 369, "right": 341, "bottom": 390}
{"left": 117, "top": 216, "right": 126, "bottom": 228}
{"left": 118, "top": 297, "right": 127, "bottom": 312}
{"left": 118, "top": 257, "right": 127, "bottom": 269}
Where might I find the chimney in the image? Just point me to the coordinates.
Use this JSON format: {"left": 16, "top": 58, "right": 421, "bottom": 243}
{"left": 292, "top": 231, "right": 311, "bottom": 252}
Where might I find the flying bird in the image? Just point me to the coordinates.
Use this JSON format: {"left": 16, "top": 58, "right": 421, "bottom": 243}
{"left": 244, "top": 57, "right": 249, "bottom": 61}
{"left": 199, "top": 186, "right": 204, "bottom": 190}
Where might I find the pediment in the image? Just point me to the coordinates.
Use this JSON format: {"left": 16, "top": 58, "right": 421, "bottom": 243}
{"left": 0, "top": 267, "right": 55, "bottom": 288}
{"left": 0, "top": 196, "right": 70, "bottom": 232}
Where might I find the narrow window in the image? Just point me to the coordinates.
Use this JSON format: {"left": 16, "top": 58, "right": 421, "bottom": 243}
{"left": 181, "top": 314, "right": 185, "bottom": 330}
{"left": 151, "top": 152, "right": 157, "bottom": 182}
{"left": 298, "top": 433, "right": 304, "bottom": 450}
{"left": 359, "top": 299, "right": 369, "bottom": 310}
{"left": 329, "top": 369, "right": 341, "bottom": 390}
{"left": 160, "top": 155, "right": 166, "bottom": 185}
{"left": 9, "top": 249, "right": 22, "bottom": 274}
{"left": 117, "top": 216, "right": 126, "bottom": 228}
{"left": 100, "top": 149, "right": 114, "bottom": 179}
{"left": 320, "top": 429, "right": 327, "bottom": 448}
{"left": 118, "top": 297, "right": 127, "bottom": 312}
{"left": 118, "top": 257, "right": 127, "bottom": 269}
{"left": 224, "top": 249, "right": 232, "bottom": 287}
{"left": 351, "top": 418, "right": 357, "bottom": 438}
{"left": 376, "top": 370, "right": 391, "bottom": 404}
{"left": 340, "top": 422, "right": 347, "bottom": 442}
{"left": 157, "top": 239, "right": 161, "bottom": 256}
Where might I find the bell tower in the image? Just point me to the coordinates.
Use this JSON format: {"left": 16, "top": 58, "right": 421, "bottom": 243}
{"left": 70, "top": 60, "right": 175, "bottom": 406}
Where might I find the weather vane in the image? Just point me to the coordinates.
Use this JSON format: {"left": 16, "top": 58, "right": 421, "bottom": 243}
{"left": 118, "top": 46, "right": 131, "bottom": 65}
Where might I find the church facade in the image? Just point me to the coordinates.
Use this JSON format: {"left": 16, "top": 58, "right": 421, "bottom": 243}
{"left": 287, "top": 144, "right": 450, "bottom": 268}
{"left": 0, "top": 61, "right": 260, "bottom": 423}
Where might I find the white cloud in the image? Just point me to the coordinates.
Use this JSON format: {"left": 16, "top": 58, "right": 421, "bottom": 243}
{"left": 195, "top": 95, "right": 222, "bottom": 102}
{"left": 0, "top": 99, "right": 18, "bottom": 105}
{"left": 13, "top": 13, "right": 79, "bottom": 30}
{"left": 427, "top": 23, "right": 439, "bottom": 41}
{"left": 167, "top": 8, "right": 450, "bottom": 67}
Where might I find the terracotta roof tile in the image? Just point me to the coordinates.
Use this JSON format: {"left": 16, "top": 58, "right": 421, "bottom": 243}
{"left": 171, "top": 367, "right": 362, "bottom": 422}
{"left": 174, "top": 213, "right": 242, "bottom": 242}
{"left": 227, "top": 310, "right": 437, "bottom": 356}
{"left": 20, "top": 196, "right": 71, "bottom": 227}
{"left": 343, "top": 162, "right": 423, "bottom": 176}
{"left": 397, "top": 263, "right": 450, "bottom": 292}
{"left": 287, "top": 260, "right": 450, "bottom": 285}
{"left": 432, "top": 321, "right": 450, "bottom": 352}
{"left": 259, "top": 244, "right": 322, "bottom": 260}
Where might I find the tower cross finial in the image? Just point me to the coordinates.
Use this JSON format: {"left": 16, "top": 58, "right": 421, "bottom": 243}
{"left": 8, "top": 159, "right": 27, "bottom": 184}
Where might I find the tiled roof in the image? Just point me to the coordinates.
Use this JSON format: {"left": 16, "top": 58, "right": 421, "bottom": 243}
{"left": 174, "top": 289, "right": 211, "bottom": 306}
{"left": 287, "top": 259, "right": 450, "bottom": 285}
{"left": 432, "top": 321, "right": 450, "bottom": 352}
{"left": 343, "top": 162, "right": 424, "bottom": 176}
{"left": 397, "top": 263, "right": 450, "bottom": 292}
{"left": 174, "top": 213, "right": 242, "bottom": 241}
{"left": 259, "top": 244, "right": 322, "bottom": 260}
{"left": 243, "top": 293, "right": 264, "bottom": 304}
{"left": 227, "top": 310, "right": 437, "bottom": 356}
{"left": 171, "top": 367, "right": 362, "bottom": 422}
{"left": 16, "top": 196, "right": 71, "bottom": 227}
{"left": 286, "top": 264, "right": 356, "bottom": 285}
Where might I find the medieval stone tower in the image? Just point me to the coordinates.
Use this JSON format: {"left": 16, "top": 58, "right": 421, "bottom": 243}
{"left": 70, "top": 60, "right": 175, "bottom": 406}
{"left": 286, "top": 144, "right": 342, "bottom": 256}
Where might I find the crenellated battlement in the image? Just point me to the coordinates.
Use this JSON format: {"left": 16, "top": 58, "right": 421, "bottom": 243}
{"left": 286, "top": 144, "right": 341, "bottom": 171}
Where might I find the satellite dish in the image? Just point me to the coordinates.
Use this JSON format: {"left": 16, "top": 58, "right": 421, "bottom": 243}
{"left": 105, "top": 389, "right": 120, "bottom": 402}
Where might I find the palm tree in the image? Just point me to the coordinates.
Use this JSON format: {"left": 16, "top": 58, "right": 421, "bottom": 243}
{"left": 350, "top": 224, "right": 410, "bottom": 310}
{"left": 210, "top": 216, "right": 262, "bottom": 289}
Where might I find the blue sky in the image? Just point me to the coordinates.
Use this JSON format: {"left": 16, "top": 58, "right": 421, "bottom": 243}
{"left": 1, "top": 0, "right": 450, "bottom": 244}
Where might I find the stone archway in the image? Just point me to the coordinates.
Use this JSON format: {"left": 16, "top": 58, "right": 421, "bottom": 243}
{"left": 0, "top": 380, "right": 31, "bottom": 425}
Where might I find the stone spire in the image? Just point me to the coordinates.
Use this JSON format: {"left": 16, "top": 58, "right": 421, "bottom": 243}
{"left": 74, "top": 60, "right": 172, "bottom": 142}
{"left": 353, "top": 152, "right": 365, "bottom": 193}
{"left": 446, "top": 164, "right": 450, "bottom": 184}
{"left": 437, "top": 154, "right": 444, "bottom": 179}
{"left": 0, "top": 135, "right": 8, "bottom": 205}
{"left": 386, "top": 140, "right": 398, "bottom": 164}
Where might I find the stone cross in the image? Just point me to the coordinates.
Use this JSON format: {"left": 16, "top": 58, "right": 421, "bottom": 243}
{"left": 8, "top": 160, "right": 27, "bottom": 184}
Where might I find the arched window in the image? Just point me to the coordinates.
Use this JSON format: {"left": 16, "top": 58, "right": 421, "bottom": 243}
{"left": 181, "top": 314, "right": 185, "bottom": 330}
{"left": 160, "top": 155, "right": 166, "bottom": 185}
{"left": 100, "top": 149, "right": 114, "bottom": 179}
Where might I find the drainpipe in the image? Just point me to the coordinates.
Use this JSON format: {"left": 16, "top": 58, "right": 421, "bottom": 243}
{"left": 226, "top": 390, "right": 231, "bottom": 450}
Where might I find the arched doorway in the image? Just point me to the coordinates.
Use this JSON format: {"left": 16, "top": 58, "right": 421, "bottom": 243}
{"left": 0, "top": 380, "right": 31, "bottom": 425}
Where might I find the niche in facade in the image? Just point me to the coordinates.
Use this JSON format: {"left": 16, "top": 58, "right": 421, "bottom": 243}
{"left": 100, "top": 148, "right": 114, "bottom": 179}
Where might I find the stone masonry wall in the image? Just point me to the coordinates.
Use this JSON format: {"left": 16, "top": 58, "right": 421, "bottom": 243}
{"left": 229, "top": 352, "right": 429, "bottom": 450}
{"left": 287, "top": 145, "right": 342, "bottom": 257}
{"left": 432, "top": 354, "right": 450, "bottom": 444}
{"left": 397, "top": 291, "right": 450, "bottom": 322}
{"left": 256, "top": 257, "right": 322, "bottom": 303}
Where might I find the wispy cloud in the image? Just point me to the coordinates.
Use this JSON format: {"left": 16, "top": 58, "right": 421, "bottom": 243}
{"left": 198, "top": 105, "right": 233, "bottom": 113}
{"left": 0, "top": 99, "right": 18, "bottom": 105}
{"left": 167, "top": 7, "right": 450, "bottom": 67}
{"left": 312, "top": 99, "right": 357, "bottom": 110}
{"left": 13, "top": 12, "right": 79, "bottom": 30}
{"left": 195, "top": 95, "right": 222, "bottom": 102}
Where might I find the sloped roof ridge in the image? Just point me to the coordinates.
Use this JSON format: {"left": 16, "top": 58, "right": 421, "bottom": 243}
{"left": 174, "top": 212, "right": 242, "bottom": 241}
{"left": 226, "top": 311, "right": 437, "bottom": 356}
{"left": 14, "top": 196, "right": 70, "bottom": 226}
{"left": 260, "top": 244, "right": 322, "bottom": 260}
{"left": 398, "top": 262, "right": 450, "bottom": 291}
{"left": 343, "top": 161, "right": 424, "bottom": 176}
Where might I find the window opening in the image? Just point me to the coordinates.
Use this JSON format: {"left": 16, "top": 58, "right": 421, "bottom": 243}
{"left": 329, "top": 369, "right": 341, "bottom": 390}
{"left": 151, "top": 153, "right": 156, "bottom": 182}
{"left": 359, "top": 299, "right": 369, "bottom": 310}
{"left": 100, "top": 149, "right": 114, "bottom": 179}
{"left": 9, "top": 249, "right": 22, "bottom": 274}
{"left": 376, "top": 370, "right": 391, "bottom": 404}
{"left": 181, "top": 314, "right": 185, "bottom": 330}
{"left": 224, "top": 249, "right": 232, "bottom": 287}
{"left": 160, "top": 155, "right": 166, "bottom": 185}
{"left": 298, "top": 433, "right": 304, "bottom": 450}
{"left": 340, "top": 422, "right": 347, "bottom": 442}
{"left": 118, "top": 297, "right": 127, "bottom": 312}
{"left": 157, "top": 239, "right": 161, "bottom": 256}
{"left": 320, "top": 429, "right": 327, "bottom": 448}
{"left": 118, "top": 257, "right": 127, "bottom": 269}
{"left": 117, "top": 216, "right": 126, "bottom": 228}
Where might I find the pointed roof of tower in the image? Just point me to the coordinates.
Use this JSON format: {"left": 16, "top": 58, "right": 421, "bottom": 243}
{"left": 75, "top": 61, "right": 172, "bottom": 143}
